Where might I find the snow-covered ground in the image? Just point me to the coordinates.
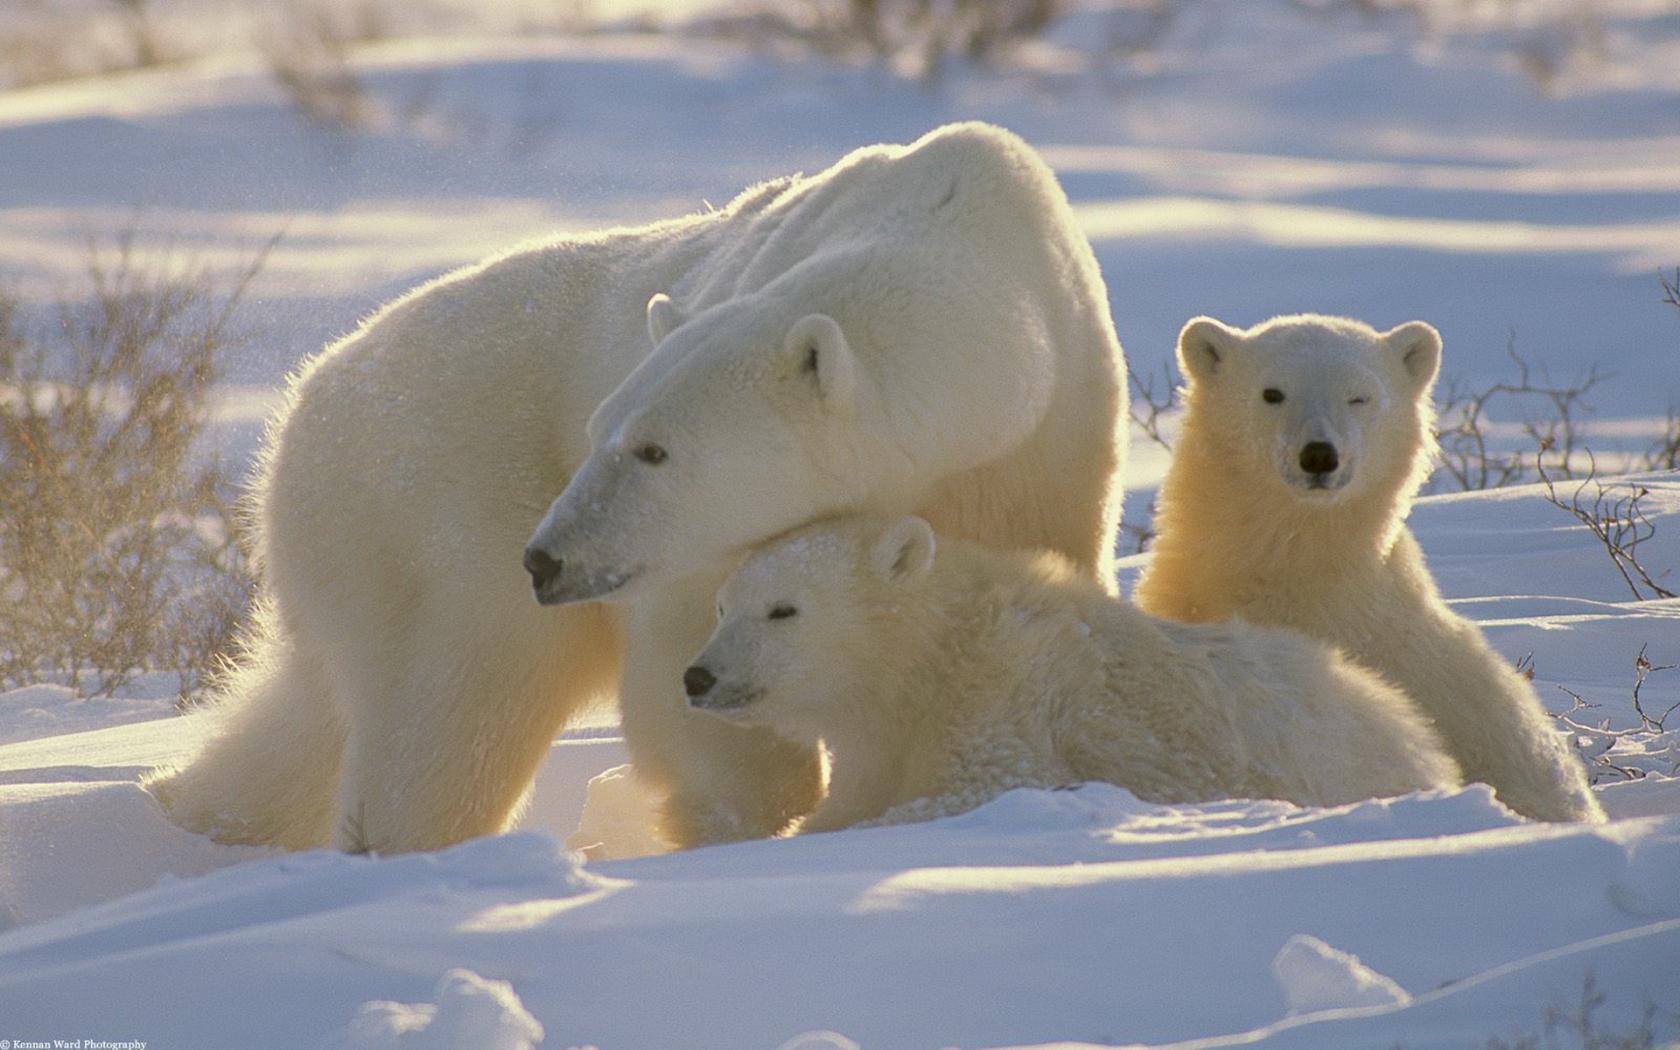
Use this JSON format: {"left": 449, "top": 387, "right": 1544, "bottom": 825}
{"left": 2, "top": 2, "right": 1679, "bottom": 1047}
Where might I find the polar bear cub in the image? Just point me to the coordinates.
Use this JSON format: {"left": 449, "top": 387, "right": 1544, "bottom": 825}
{"left": 1135, "top": 314, "right": 1602, "bottom": 823}
{"left": 684, "top": 514, "right": 1461, "bottom": 832}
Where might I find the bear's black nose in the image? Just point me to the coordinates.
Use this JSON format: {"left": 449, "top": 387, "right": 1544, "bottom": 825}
{"left": 683, "top": 665, "right": 717, "bottom": 698}
{"left": 1299, "top": 441, "right": 1339, "bottom": 476}
{"left": 523, "top": 546, "right": 563, "bottom": 591}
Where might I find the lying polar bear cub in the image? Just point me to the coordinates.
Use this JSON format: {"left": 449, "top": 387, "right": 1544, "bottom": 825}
{"left": 683, "top": 514, "right": 1461, "bottom": 832}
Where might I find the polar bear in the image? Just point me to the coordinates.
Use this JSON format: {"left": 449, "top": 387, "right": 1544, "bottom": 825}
{"left": 1134, "top": 314, "right": 1602, "bottom": 823}
{"left": 683, "top": 514, "right": 1461, "bottom": 832}
{"left": 145, "top": 123, "right": 1128, "bottom": 852}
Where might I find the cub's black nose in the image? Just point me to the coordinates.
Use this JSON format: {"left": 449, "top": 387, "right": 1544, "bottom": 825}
{"left": 683, "top": 665, "right": 717, "bottom": 698}
{"left": 523, "top": 547, "right": 563, "bottom": 590}
{"left": 1299, "top": 441, "right": 1339, "bottom": 476}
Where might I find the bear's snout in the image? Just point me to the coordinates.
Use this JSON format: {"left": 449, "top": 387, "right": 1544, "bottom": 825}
{"left": 523, "top": 546, "right": 564, "bottom": 593}
{"left": 1299, "top": 441, "right": 1340, "bottom": 477}
{"left": 683, "top": 665, "right": 717, "bottom": 699}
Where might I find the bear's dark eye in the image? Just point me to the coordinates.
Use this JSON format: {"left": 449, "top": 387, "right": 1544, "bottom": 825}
{"left": 1262, "top": 388, "right": 1285, "bottom": 404}
{"left": 768, "top": 603, "right": 798, "bottom": 621}
{"left": 634, "top": 443, "right": 668, "bottom": 465}
{"left": 1349, "top": 396, "right": 1369, "bottom": 406}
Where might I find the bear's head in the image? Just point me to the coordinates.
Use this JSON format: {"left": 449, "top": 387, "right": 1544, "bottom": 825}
{"left": 522, "top": 290, "right": 910, "bottom": 604}
{"left": 1175, "top": 314, "right": 1441, "bottom": 506}
{"left": 681, "top": 515, "right": 936, "bottom": 740}
{"left": 524, "top": 262, "right": 1047, "bottom": 604}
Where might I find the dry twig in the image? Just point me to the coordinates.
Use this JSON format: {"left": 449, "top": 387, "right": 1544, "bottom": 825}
{"left": 1126, "top": 362, "right": 1178, "bottom": 454}
{"left": 1536, "top": 447, "right": 1675, "bottom": 601}
{"left": 1432, "top": 334, "right": 1605, "bottom": 492}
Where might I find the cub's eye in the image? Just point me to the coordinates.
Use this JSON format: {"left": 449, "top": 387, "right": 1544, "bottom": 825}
{"left": 1262, "top": 388, "right": 1285, "bottom": 404}
{"left": 634, "top": 443, "right": 668, "bottom": 465}
{"left": 1349, "top": 396, "right": 1369, "bottom": 406}
{"left": 768, "top": 604, "right": 798, "bottom": 621}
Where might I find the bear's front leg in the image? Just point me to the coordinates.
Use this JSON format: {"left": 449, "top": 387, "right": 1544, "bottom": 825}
{"left": 617, "top": 573, "right": 823, "bottom": 849}
{"left": 330, "top": 593, "right": 622, "bottom": 854}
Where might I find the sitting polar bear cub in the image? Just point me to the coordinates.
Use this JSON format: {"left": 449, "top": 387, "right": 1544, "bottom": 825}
{"left": 684, "top": 514, "right": 1461, "bottom": 832}
{"left": 1135, "top": 313, "right": 1602, "bottom": 823}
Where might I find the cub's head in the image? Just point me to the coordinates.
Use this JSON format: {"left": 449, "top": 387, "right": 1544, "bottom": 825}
{"left": 523, "top": 290, "right": 909, "bottom": 605}
{"left": 682, "top": 515, "right": 937, "bottom": 740}
{"left": 1175, "top": 314, "right": 1441, "bottom": 504}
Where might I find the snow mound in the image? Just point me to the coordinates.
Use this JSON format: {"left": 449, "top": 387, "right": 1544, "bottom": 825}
{"left": 776, "top": 1032, "right": 861, "bottom": 1050}
{"left": 339, "top": 968, "right": 544, "bottom": 1050}
{"left": 1271, "top": 933, "right": 1411, "bottom": 1016}
{"left": 0, "top": 682, "right": 178, "bottom": 746}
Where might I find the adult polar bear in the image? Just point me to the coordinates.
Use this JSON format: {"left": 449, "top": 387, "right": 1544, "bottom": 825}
{"left": 147, "top": 122, "right": 1129, "bottom": 853}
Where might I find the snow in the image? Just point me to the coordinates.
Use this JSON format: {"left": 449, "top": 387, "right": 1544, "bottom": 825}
{"left": 336, "top": 968, "right": 546, "bottom": 1050}
{"left": 2, "top": 783, "right": 1677, "bottom": 1048}
{"left": 0, "top": 677, "right": 182, "bottom": 747}
{"left": 2, "top": 1, "right": 1680, "bottom": 1047}
{"left": 1270, "top": 934, "right": 1411, "bottom": 1015}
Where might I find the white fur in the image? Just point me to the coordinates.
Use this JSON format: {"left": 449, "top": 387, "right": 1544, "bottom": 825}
{"left": 1135, "top": 313, "right": 1602, "bottom": 823}
{"left": 688, "top": 515, "right": 1461, "bottom": 832}
{"left": 145, "top": 123, "right": 1128, "bottom": 852}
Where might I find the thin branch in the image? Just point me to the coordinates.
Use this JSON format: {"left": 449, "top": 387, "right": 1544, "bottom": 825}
{"left": 1631, "top": 644, "right": 1679, "bottom": 732}
{"left": 1536, "top": 446, "right": 1675, "bottom": 601}
{"left": 1432, "top": 333, "right": 1605, "bottom": 492}
{"left": 1126, "top": 362, "right": 1178, "bottom": 453}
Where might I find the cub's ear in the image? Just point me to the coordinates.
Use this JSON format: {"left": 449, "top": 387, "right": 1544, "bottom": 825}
{"left": 785, "top": 313, "right": 855, "bottom": 413}
{"left": 1384, "top": 321, "right": 1442, "bottom": 394}
{"left": 646, "top": 293, "right": 685, "bottom": 346}
{"left": 870, "top": 516, "right": 936, "bottom": 584}
{"left": 1176, "top": 317, "right": 1242, "bottom": 382}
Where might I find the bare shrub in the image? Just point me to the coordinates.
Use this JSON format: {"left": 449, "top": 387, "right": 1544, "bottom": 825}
{"left": 1430, "top": 272, "right": 1678, "bottom": 483}
{"left": 109, "top": 0, "right": 166, "bottom": 70}
{"left": 1537, "top": 450, "right": 1675, "bottom": 601}
{"left": 1628, "top": 645, "right": 1679, "bottom": 734}
{"left": 1647, "top": 271, "right": 1680, "bottom": 471}
{"left": 1482, "top": 973, "right": 1664, "bottom": 1050}
{"left": 1429, "top": 334, "right": 1606, "bottom": 493}
{"left": 1120, "top": 501, "right": 1159, "bottom": 556}
{"left": 1127, "top": 361, "right": 1180, "bottom": 454}
{"left": 827, "top": 0, "right": 1061, "bottom": 74}
{"left": 0, "top": 0, "right": 178, "bottom": 89}
{"left": 1557, "top": 646, "right": 1678, "bottom": 783}
{"left": 262, "top": 1, "right": 386, "bottom": 132}
{"left": 697, "top": 0, "right": 1065, "bottom": 79}
{"left": 1639, "top": 410, "right": 1680, "bottom": 473}
{"left": 1291, "top": 0, "right": 1620, "bottom": 94}
{"left": 0, "top": 233, "right": 268, "bottom": 699}
{"left": 1119, "top": 361, "right": 1181, "bottom": 555}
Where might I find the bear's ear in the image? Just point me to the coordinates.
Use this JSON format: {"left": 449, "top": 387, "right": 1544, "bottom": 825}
{"left": 1176, "top": 317, "right": 1241, "bottom": 383}
{"left": 870, "top": 516, "right": 936, "bottom": 584}
{"left": 784, "top": 313, "right": 855, "bottom": 413}
{"left": 646, "top": 293, "right": 685, "bottom": 346}
{"left": 1384, "top": 321, "right": 1442, "bottom": 394}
